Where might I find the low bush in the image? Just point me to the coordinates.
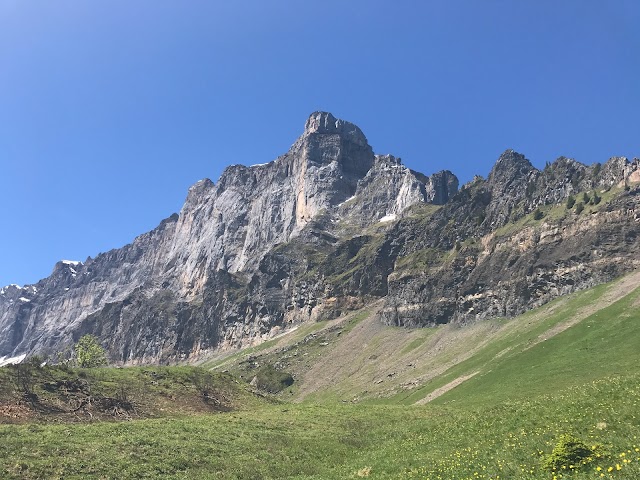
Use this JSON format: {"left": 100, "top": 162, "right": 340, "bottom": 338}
{"left": 543, "top": 433, "right": 595, "bottom": 471}
{"left": 254, "top": 364, "right": 294, "bottom": 393}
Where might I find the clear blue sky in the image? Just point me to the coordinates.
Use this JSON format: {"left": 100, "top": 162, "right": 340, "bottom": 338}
{"left": 1, "top": 0, "right": 638, "bottom": 287}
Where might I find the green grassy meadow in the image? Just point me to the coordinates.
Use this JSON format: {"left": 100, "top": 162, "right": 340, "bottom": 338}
{"left": 1, "top": 274, "right": 640, "bottom": 479}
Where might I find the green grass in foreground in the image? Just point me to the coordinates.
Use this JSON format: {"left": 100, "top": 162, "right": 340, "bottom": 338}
{"left": 0, "top": 372, "right": 638, "bottom": 479}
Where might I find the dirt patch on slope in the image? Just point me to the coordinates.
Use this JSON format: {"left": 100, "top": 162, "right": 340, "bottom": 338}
{"left": 293, "top": 302, "right": 386, "bottom": 402}
{"left": 413, "top": 372, "right": 479, "bottom": 405}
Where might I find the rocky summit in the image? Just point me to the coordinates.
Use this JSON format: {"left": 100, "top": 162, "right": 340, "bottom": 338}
{"left": 1, "top": 112, "right": 639, "bottom": 365}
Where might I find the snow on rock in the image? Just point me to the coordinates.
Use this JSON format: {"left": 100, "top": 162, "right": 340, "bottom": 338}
{"left": 379, "top": 213, "right": 398, "bottom": 223}
{"left": 0, "top": 353, "right": 26, "bottom": 367}
{"left": 62, "top": 260, "right": 81, "bottom": 266}
{"left": 18, "top": 297, "right": 30, "bottom": 302}
{"left": 1, "top": 284, "right": 25, "bottom": 295}
{"left": 337, "top": 195, "right": 357, "bottom": 207}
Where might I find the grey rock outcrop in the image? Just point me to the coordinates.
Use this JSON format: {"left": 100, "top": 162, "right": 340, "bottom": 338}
{"left": 1, "top": 113, "right": 639, "bottom": 365}
{"left": 379, "top": 154, "right": 640, "bottom": 327}
{"left": 338, "top": 154, "right": 457, "bottom": 226}
{"left": 0, "top": 112, "right": 454, "bottom": 363}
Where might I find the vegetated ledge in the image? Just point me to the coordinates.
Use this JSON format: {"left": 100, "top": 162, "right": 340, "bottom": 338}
{"left": 0, "top": 363, "right": 270, "bottom": 424}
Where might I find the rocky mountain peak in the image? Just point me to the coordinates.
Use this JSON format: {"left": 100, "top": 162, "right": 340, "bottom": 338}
{"left": 303, "top": 111, "right": 368, "bottom": 146}
{"left": 183, "top": 178, "right": 215, "bottom": 209}
{"left": 294, "top": 111, "right": 373, "bottom": 179}
{"left": 487, "top": 149, "right": 536, "bottom": 193}
{"left": 489, "top": 149, "right": 535, "bottom": 179}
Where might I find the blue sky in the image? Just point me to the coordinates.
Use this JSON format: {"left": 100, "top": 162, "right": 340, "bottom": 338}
{"left": 1, "top": 0, "right": 638, "bottom": 287}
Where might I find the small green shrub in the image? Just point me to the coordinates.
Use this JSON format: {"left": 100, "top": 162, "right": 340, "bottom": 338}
{"left": 543, "top": 434, "right": 595, "bottom": 471}
{"left": 25, "top": 355, "right": 46, "bottom": 368}
{"left": 571, "top": 176, "right": 579, "bottom": 189}
{"left": 575, "top": 202, "right": 584, "bottom": 214}
{"left": 566, "top": 195, "right": 576, "bottom": 209}
{"left": 533, "top": 208, "right": 544, "bottom": 220}
{"left": 525, "top": 181, "right": 536, "bottom": 197}
{"left": 254, "top": 364, "right": 294, "bottom": 393}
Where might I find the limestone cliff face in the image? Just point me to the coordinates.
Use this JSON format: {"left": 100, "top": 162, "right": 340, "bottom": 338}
{"left": 338, "top": 154, "right": 457, "bottom": 226}
{"left": 166, "top": 111, "right": 375, "bottom": 292}
{"left": 0, "top": 112, "right": 453, "bottom": 363}
{"left": 1, "top": 113, "right": 638, "bottom": 365}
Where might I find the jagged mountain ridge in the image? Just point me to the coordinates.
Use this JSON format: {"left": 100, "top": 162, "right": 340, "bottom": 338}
{"left": 1, "top": 112, "right": 638, "bottom": 365}
{"left": 0, "top": 112, "right": 456, "bottom": 363}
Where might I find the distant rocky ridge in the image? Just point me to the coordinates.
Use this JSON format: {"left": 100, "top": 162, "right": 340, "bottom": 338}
{"left": 1, "top": 112, "right": 638, "bottom": 364}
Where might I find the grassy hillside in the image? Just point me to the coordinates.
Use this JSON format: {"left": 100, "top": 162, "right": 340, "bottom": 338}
{"left": 0, "top": 373, "right": 638, "bottom": 479}
{"left": 1, "top": 272, "right": 639, "bottom": 479}
{"left": 211, "top": 272, "right": 640, "bottom": 405}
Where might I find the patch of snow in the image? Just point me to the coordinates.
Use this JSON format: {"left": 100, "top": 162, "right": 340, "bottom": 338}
{"left": 0, "top": 353, "right": 27, "bottom": 367}
{"left": 379, "top": 213, "right": 398, "bottom": 223}
{"left": 337, "top": 195, "right": 357, "bottom": 207}
{"left": 69, "top": 267, "right": 77, "bottom": 274}
{"left": 18, "top": 297, "right": 30, "bottom": 302}
{"left": 62, "top": 260, "right": 81, "bottom": 266}
{"left": 65, "top": 288, "right": 70, "bottom": 291}
{"left": 9, "top": 284, "right": 23, "bottom": 289}
{"left": 381, "top": 163, "right": 404, "bottom": 171}
{"left": 250, "top": 161, "right": 272, "bottom": 167}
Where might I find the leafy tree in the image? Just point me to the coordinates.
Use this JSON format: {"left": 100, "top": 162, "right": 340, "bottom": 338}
{"left": 74, "top": 335, "right": 108, "bottom": 368}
